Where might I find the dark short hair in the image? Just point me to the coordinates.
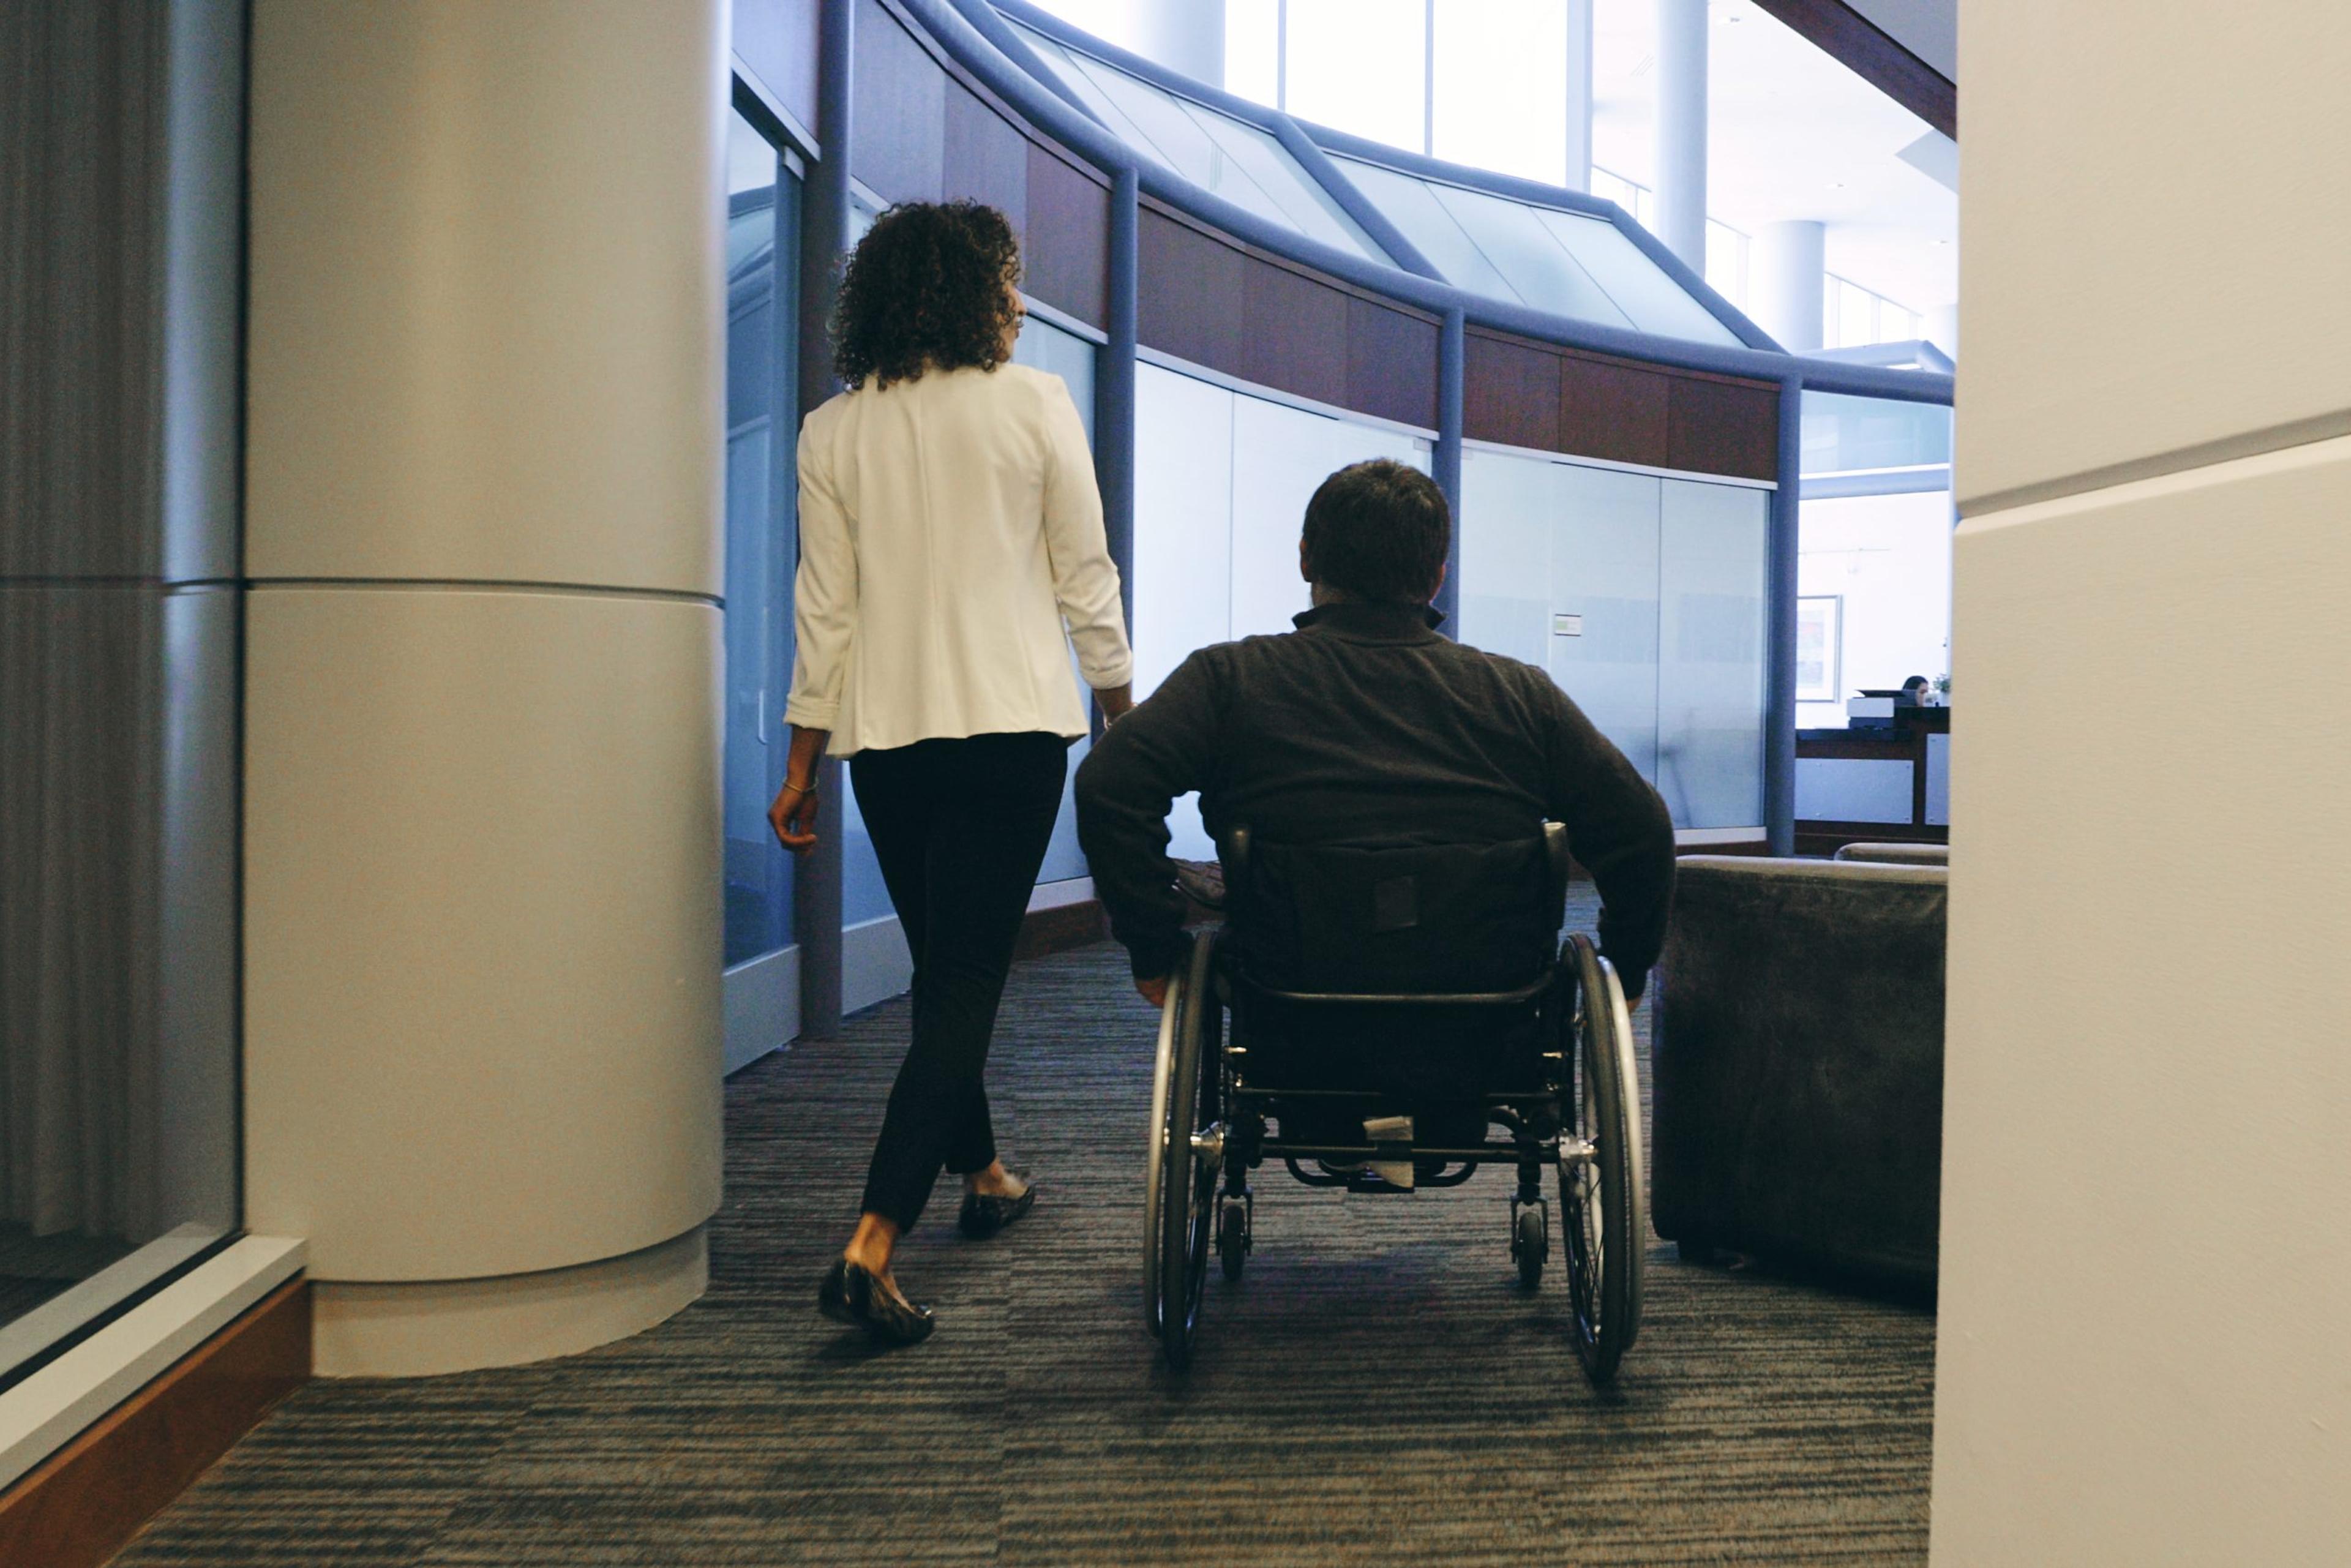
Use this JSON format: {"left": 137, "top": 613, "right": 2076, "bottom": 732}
{"left": 831, "top": 201, "right": 1022, "bottom": 388}
{"left": 1300, "top": 459, "right": 1451, "bottom": 605}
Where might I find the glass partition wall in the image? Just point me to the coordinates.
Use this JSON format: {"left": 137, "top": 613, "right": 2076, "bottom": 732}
{"left": 1, "top": 9, "right": 242, "bottom": 1374}
{"left": 1796, "top": 392, "right": 1955, "bottom": 730}
{"left": 1133, "top": 359, "right": 1431, "bottom": 858}
{"left": 722, "top": 108, "right": 804, "bottom": 1070}
{"left": 1459, "top": 446, "right": 1771, "bottom": 834}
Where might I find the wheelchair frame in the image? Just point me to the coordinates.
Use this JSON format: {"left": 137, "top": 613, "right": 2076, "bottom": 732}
{"left": 1142, "top": 828, "right": 1647, "bottom": 1386}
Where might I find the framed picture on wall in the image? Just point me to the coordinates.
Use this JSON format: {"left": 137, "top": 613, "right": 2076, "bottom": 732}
{"left": 1796, "top": 595, "right": 1842, "bottom": 702}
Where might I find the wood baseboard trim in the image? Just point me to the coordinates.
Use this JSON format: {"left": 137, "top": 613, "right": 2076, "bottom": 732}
{"left": 1014, "top": 896, "right": 1108, "bottom": 961}
{"left": 0, "top": 1277, "right": 310, "bottom": 1568}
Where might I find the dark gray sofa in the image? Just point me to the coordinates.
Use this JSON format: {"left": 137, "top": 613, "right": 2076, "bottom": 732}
{"left": 1652, "top": 855, "right": 1946, "bottom": 1288}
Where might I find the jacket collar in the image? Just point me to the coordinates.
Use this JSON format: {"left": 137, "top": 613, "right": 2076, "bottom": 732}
{"left": 1292, "top": 601, "right": 1447, "bottom": 643}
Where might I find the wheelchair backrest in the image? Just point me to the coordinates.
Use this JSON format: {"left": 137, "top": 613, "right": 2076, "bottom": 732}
{"left": 1220, "top": 824, "right": 1569, "bottom": 997}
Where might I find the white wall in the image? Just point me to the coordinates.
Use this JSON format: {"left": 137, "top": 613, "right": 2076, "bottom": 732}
{"left": 1930, "top": 1, "right": 2351, "bottom": 1559}
{"left": 1795, "top": 490, "right": 1951, "bottom": 728}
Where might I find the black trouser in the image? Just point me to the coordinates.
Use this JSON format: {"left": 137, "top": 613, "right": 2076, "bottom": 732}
{"left": 852, "top": 730, "right": 1071, "bottom": 1231}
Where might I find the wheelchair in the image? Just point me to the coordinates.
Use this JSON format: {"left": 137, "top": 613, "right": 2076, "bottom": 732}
{"left": 1141, "top": 825, "right": 1646, "bottom": 1387}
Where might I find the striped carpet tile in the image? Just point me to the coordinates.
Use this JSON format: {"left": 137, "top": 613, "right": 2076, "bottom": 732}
{"left": 113, "top": 900, "right": 1933, "bottom": 1566}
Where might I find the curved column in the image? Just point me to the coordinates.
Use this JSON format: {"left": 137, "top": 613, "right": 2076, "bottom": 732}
{"left": 1752, "top": 220, "right": 1826, "bottom": 353}
{"left": 242, "top": 0, "right": 729, "bottom": 1375}
{"left": 1654, "top": 0, "right": 1709, "bottom": 270}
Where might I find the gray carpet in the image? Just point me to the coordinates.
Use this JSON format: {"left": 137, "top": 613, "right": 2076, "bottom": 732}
{"left": 113, "top": 913, "right": 1934, "bottom": 1566}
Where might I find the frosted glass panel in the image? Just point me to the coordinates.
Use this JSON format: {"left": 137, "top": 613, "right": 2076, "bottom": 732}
{"left": 1427, "top": 181, "right": 1632, "bottom": 328}
{"left": 1530, "top": 208, "right": 1744, "bottom": 345}
{"left": 1336, "top": 159, "right": 1519, "bottom": 301}
{"left": 1133, "top": 364, "right": 1429, "bottom": 859}
{"left": 1010, "top": 21, "right": 1387, "bottom": 262}
{"left": 1657, "top": 479, "right": 1769, "bottom": 829}
{"left": 1802, "top": 391, "right": 1953, "bottom": 475}
{"left": 1014, "top": 313, "right": 1100, "bottom": 885}
{"left": 1550, "top": 465, "right": 1662, "bottom": 784}
{"left": 1134, "top": 364, "right": 1235, "bottom": 861}
{"left": 1464, "top": 448, "right": 1768, "bottom": 825}
{"left": 1333, "top": 156, "right": 1742, "bottom": 347}
{"left": 1458, "top": 446, "right": 1554, "bottom": 667}
{"left": 1230, "top": 399, "right": 1427, "bottom": 640}
{"left": 722, "top": 118, "right": 797, "bottom": 970}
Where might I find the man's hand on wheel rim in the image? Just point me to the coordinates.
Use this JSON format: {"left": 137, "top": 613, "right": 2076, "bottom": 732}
{"left": 1136, "top": 974, "right": 1170, "bottom": 1008}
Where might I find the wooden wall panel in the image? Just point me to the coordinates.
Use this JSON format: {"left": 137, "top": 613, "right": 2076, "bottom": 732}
{"left": 1241, "top": 256, "right": 1349, "bottom": 409}
{"left": 1468, "top": 328, "right": 1778, "bottom": 482}
{"left": 1346, "top": 296, "right": 1441, "bottom": 431}
{"left": 1559, "top": 354, "right": 1670, "bottom": 469}
{"left": 942, "top": 83, "right": 1027, "bottom": 237}
{"left": 1668, "top": 376, "right": 1780, "bottom": 481}
{"left": 851, "top": 0, "right": 943, "bottom": 204}
{"left": 1138, "top": 208, "right": 1245, "bottom": 372}
{"left": 1024, "top": 146, "right": 1108, "bottom": 328}
{"left": 733, "top": 0, "right": 822, "bottom": 140}
{"left": 1464, "top": 330, "right": 1563, "bottom": 452}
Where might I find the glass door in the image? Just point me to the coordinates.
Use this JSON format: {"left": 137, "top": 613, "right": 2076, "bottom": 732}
{"left": 721, "top": 105, "right": 803, "bottom": 1073}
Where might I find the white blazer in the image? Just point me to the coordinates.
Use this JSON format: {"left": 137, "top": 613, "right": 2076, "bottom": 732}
{"left": 785, "top": 362, "right": 1133, "bottom": 756}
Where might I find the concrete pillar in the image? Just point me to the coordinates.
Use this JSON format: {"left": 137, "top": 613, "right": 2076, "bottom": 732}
{"left": 242, "top": 0, "right": 728, "bottom": 1376}
{"left": 1925, "top": 301, "right": 1959, "bottom": 359}
{"left": 1133, "top": 0, "right": 1225, "bottom": 89}
{"left": 1566, "top": 0, "right": 1595, "bottom": 193}
{"left": 1653, "top": 0, "right": 1709, "bottom": 268}
{"left": 1752, "top": 220, "right": 1826, "bottom": 351}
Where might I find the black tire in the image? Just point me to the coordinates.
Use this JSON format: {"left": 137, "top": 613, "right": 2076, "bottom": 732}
{"left": 1156, "top": 932, "right": 1222, "bottom": 1370}
{"left": 1559, "top": 934, "right": 1645, "bottom": 1387}
{"left": 1514, "top": 1201, "right": 1548, "bottom": 1291}
{"left": 1218, "top": 1198, "right": 1249, "bottom": 1282}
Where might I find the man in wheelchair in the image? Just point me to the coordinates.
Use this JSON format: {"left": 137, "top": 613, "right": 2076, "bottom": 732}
{"left": 1074, "top": 459, "right": 1674, "bottom": 1375}
{"left": 1076, "top": 454, "right": 1672, "bottom": 1034}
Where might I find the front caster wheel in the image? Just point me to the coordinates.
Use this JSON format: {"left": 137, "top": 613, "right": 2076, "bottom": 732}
{"left": 1218, "top": 1196, "right": 1250, "bottom": 1281}
{"left": 1513, "top": 1199, "right": 1550, "bottom": 1289}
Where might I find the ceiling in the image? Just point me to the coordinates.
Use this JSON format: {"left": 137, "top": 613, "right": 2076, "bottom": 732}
{"left": 1593, "top": 0, "right": 1957, "bottom": 317}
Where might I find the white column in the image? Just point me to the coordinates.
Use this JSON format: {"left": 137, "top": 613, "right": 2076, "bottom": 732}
{"left": 242, "top": 0, "right": 728, "bottom": 1376}
{"left": 1935, "top": 0, "right": 2351, "bottom": 1561}
{"left": 1925, "top": 301, "right": 1959, "bottom": 360}
{"left": 1751, "top": 220, "right": 1826, "bottom": 351}
{"left": 1566, "top": 0, "right": 1595, "bottom": 193}
{"left": 1133, "top": 0, "right": 1226, "bottom": 89}
{"left": 1653, "top": 0, "right": 1709, "bottom": 269}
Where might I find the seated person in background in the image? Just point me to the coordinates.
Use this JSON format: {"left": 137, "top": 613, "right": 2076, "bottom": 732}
{"left": 1896, "top": 674, "right": 1931, "bottom": 707}
{"left": 1074, "top": 460, "right": 1676, "bottom": 1122}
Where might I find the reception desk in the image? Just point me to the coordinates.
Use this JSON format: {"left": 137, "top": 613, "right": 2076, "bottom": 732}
{"left": 1795, "top": 708, "right": 1950, "bottom": 857}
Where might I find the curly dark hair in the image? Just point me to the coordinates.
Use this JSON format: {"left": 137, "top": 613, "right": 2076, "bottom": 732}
{"left": 831, "top": 201, "right": 1023, "bottom": 388}
{"left": 1300, "top": 459, "right": 1452, "bottom": 605}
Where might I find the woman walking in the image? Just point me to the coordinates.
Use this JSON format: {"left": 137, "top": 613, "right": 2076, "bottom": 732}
{"left": 771, "top": 202, "right": 1132, "bottom": 1345}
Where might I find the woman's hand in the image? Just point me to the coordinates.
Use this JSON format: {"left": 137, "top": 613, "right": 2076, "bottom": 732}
{"left": 770, "top": 726, "right": 831, "bottom": 855}
{"left": 1095, "top": 683, "right": 1134, "bottom": 728}
{"left": 768, "top": 778, "right": 819, "bottom": 854}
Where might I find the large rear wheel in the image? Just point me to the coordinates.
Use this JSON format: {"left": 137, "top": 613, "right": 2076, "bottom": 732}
{"left": 1145, "top": 932, "right": 1222, "bottom": 1368}
{"left": 1559, "top": 934, "right": 1644, "bottom": 1386}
